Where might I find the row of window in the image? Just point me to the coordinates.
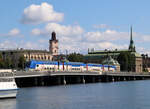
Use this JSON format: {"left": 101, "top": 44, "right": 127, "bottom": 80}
{"left": 0, "top": 78, "right": 14, "bottom": 82}
{"left": 24, "top": 55, "right": 51, "bottom": 60}
{"left": 72, "top": 68, "right": 81, "bottom": 71}
{"left": 0, "top": 73, "right": 13, "bottom": 77}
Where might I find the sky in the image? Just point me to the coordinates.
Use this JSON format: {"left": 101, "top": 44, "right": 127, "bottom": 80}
{"left": 1, "top": 0, "right": 150, "bottom": 54}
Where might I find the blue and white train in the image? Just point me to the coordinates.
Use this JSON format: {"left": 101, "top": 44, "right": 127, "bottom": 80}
{"left": 26, "top": 60, "right": 116, "bottom": 73}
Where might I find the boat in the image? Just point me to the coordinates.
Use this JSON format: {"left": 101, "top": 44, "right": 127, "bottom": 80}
{"left": 0, "top": 69, "right": 18, "bottom": 98}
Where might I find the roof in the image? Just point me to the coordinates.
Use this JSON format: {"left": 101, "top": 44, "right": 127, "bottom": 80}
{"left": 0, "top": 49, "right": 51, "bottom": 54}
{"left": 102, "top": 56, "right": 120, "bottom": 65}
{"left": 88, "top": 49, "right": 129, "bottom": 54}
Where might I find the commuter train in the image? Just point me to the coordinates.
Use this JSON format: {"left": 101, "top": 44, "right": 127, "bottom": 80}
{"left": 26, "top": 60, "right": 117, "bottom": 73}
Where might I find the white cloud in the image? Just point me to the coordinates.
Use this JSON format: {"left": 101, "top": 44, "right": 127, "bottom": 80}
{"left": 8, "top": 28, "right": 20, "bottom": 36}
{"left": 0, "top": 40, "right": 46, "bottom": 50}
{"left": 45, "top": 23, "right": 84, "bottom": 36}
{"left": 0, "top": 28, "right": 21, "bottom": 37}
{"left": 31, "top": 24, "right": 133, "bottom": 53}
{"left": 21, "top": 2, "right": 64, "bottom": 24}
{"left": 139, "top": 35, "right": 150, "bottom": 42}
{"left": 31, "top": 28, "right": 41, "bottom": 36}
{"left": 31, "top": 23, "right": 84, "bottom": 37}
{"left": 0, "top": 41, "right": 18, "bottom": 49}
{"left": 136, "top": 47, "right": 150, "bottom": 56}
{"left": 84, "top": 30, "right": 129, "bottom": 42}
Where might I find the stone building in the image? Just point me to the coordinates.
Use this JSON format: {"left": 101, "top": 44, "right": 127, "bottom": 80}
{"left": 142, "top": 54, "right": 150, "bottom": 72}
{"left": 84, "top": 27, "right": 143, "bottom": 72}
{"left": 0, "top": 32, "right": 59, "bottom": 68}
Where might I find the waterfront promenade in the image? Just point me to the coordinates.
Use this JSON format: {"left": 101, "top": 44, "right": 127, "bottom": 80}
{"left": 14, "top": 71, "right": 150, "bottom": 87}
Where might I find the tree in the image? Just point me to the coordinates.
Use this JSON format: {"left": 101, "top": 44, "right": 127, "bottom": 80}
{"left": 4, "top": 57, "right": 12, "bottom": 69}
{"left": 117, "top": 52, "right": 128, "bottom": 71}
{"left": 67, "top": 53, "right": 84, "bottom": 62}
{"left": 18, "top": 55, "right": 26, "bottom": 69}
{"left": 0, "top": 53, "right": 5, "bottom": 68}
{"left": 117, "top": 52, "right": 135, "bottom": 72}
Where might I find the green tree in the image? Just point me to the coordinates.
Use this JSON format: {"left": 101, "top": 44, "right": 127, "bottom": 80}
{"left": 0, "top": 53, "right": 5, "bottom": 68}
{"left": 117, "top": 52, "right": 135, "bottom": 71}
{"left": 67, "top": 53, "right": 84, "bottom": 62}
{"left": 4, "top": 57, "right": 12, "bottom": 69}
{"left": 127, "top": 53, "right": 135, "bottom": 71}
{"left": 18, "top": 55, "right": 26, "bottom": 69}
{"left": 117, "top": 52, "right": 129, "bottom": 71}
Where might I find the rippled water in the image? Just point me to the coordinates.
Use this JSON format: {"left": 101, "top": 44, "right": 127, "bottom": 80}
{"left": 1, "top": 80, "right": 150, "bottom": 109}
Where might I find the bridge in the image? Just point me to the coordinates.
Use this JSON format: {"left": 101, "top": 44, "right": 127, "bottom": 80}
{"left": 14, "top": 71, "right": 150, "bottom": 87}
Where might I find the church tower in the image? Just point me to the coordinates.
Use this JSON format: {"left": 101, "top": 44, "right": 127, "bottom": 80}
{"left": 49, "top": 31, "right": 58, "bottom": 55}
{"left": 128, "top": 26, "right": 136, "bottom": 52}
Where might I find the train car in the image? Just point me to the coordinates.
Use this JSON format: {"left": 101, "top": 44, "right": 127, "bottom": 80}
{"left": 35, "top": 61, "right": 58, "bottom": 71}
{"left": 102, "top": 65, "right": 116, "bottom": 72}
{"left": 64, "top": 62, "right": 85, "bottom": 72}
{"left": 86, "top": 63, "right": 102, "bottom": 73}
{"left": 26, "top": 60, "right": 58, "bottom": 71}
{"left": 26, "top": 60, "right": 117, "bottom": 72}
{"left": 108, "top": 65, "right": 116, "bottom": 71}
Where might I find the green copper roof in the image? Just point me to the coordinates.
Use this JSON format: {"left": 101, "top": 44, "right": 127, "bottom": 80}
{"left": 102, "top": 56, "right": 120, "bottom": 65}
{"left": 88, "top": 49, "right": 129, "bottom": 54}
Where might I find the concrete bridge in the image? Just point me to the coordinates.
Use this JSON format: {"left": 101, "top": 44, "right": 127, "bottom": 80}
{"left": 14, "top": 71, "right": 150, "bottom": 87}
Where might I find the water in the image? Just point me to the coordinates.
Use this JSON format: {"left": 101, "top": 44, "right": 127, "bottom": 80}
{"left": 1, "top": 80, "right": 150, "bottom": 109}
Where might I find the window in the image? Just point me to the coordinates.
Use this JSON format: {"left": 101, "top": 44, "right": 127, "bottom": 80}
{"left": 36, "top": 65, "right": 39, "bottom": 67}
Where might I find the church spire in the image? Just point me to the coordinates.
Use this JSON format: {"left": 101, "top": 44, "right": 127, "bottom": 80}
{"left": 129, "top": 26, "right": 136, "bottom": 52}
{"left": 130, "top": 26, "right": 134, "bottom": 44}
{"left": 130, "top": 26, "right": 133, "bottom": 43}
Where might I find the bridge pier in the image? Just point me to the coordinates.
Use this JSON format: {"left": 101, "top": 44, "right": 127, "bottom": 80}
{"left": 124, "top": 77, "right": 126, "bottom": 81}
{"left": 34, "top": 77, "right": 38, "bottom": 86}
{"left": 63, "top": 76, "right": 66, "bottom": 85}
{"left": 118, "top": 77, "right": 120, "bottom": 81}
{"left": 134, "top": 77, "right": 136, "bottom": 80}
{"left": 112, "top": 77, "right": 115, "bottom": 82}
{"left": 82, "top": 76, "right": 85, "bottom": 84}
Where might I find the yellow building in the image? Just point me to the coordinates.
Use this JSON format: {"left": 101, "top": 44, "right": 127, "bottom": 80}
{"left": 0, "top": 32, "right": 59, "bottom": 68}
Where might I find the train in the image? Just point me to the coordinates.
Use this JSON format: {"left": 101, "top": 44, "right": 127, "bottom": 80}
{"left": 26, "top": 60, "right": 117, "bottom": 73}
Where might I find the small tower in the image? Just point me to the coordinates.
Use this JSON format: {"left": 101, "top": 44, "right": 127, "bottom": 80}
{"left": 49, "top": 31, "right": 58, "bottom": 55}
{"left": 128, "top": 26, "right": 136, "bottom": 52}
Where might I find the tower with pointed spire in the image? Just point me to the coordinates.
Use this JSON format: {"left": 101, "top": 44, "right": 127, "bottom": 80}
{"left": 49, "top": 31, "right": 59, "bottom": 56}
{"left": 128, "top": 26, "right": 136, "bottom": 52}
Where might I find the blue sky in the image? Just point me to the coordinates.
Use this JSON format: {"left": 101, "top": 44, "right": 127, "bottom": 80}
{"left": 0, "top": 0, "right": 150, "bottom": 54}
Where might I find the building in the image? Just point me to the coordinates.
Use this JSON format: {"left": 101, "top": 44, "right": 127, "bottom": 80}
{"left": 0, "top": 32, "right": 59, "bottom": 68}
{"left": 142, "top": 54, "right": 150, "bottom": 72}
{"left": 84, "top": 27, "right": 143, "bottom": 72}
{"left": 49, "top": 31, "right": 59, "bottom": 56}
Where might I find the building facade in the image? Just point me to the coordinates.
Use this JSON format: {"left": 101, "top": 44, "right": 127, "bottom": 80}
{"left": 142, "top": 54, "right": 150, "bottom": 72}
{"left": 0, "top": 32, "right": 59, "bottom": 68}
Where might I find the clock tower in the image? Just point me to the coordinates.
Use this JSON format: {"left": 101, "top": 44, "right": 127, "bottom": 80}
{"left": 49, "top": 32, "right": 58, "bottom": 55}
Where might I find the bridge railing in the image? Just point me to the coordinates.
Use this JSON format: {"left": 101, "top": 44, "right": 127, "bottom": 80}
{"left": 102, "top": 71, "right": 150, "bottom": 76}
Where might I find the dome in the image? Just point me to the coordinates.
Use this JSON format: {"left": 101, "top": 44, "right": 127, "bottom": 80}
{"left": 51, "top": 31, "right": 56, "bottom": 40}
{"left": 102, "top": 56, "right": 120, "bottom": 65}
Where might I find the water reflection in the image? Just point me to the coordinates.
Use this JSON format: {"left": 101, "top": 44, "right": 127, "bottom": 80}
{"left": 0, "top": 98, "right": 16, "bottom": 109}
